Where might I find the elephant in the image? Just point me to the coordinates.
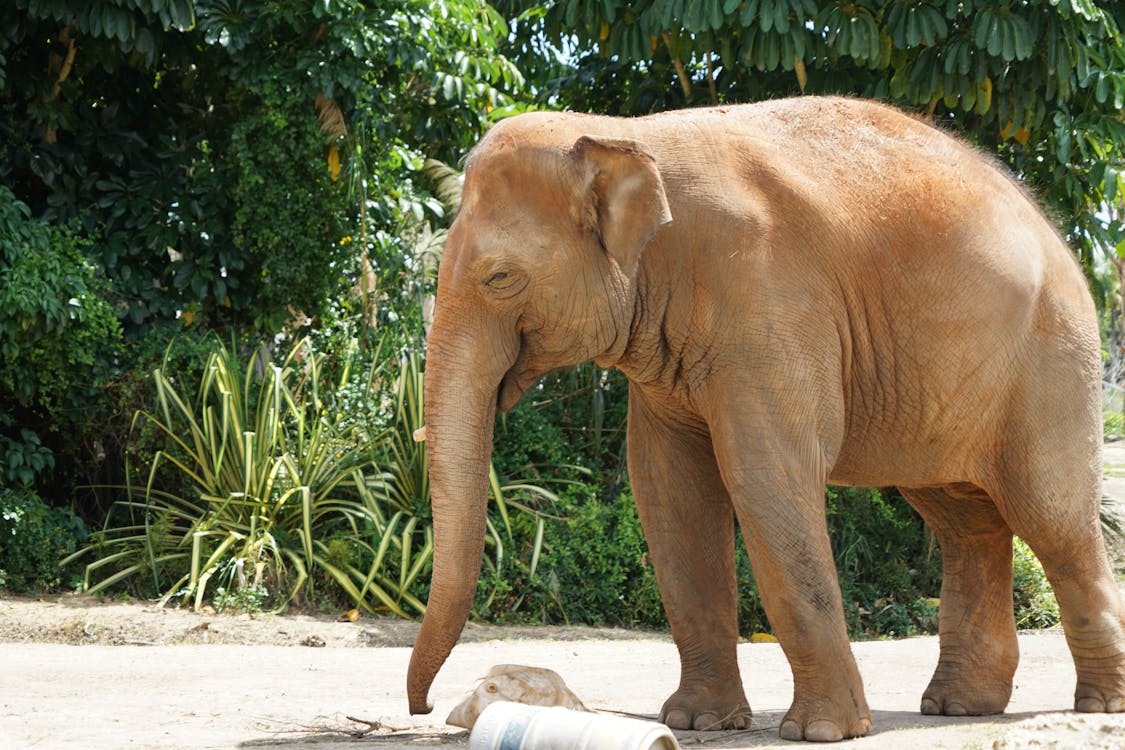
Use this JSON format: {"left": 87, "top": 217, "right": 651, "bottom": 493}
{"left": 405, "top": 95, "right": 1125, "bottom": 741}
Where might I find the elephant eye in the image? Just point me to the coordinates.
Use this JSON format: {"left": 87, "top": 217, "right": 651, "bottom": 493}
{"left": 482, "top": 268, "right": 526, "bottom": 299}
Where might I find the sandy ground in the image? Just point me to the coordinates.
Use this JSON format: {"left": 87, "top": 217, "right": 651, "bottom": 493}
{"left": 2, "top": 443, "right": 1125, "bottom": 750}
{"left": 3, "top": 604, "right": 1125, "bottom": 750}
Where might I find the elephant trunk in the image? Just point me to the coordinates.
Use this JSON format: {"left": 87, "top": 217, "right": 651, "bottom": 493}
{"left": 406, "top": 316, "right": 507, "bottom": 715}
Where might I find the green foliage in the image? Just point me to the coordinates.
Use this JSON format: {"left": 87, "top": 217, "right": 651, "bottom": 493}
{"left": 224, "top": 91, "right": 350, "bottom": 331}
{"left": 66, "top": 336, "right": 397, "bottom": 611}
{"left": 0, "top": 184, "right": 121, "bottom": 493}
{"left": 0, "top": 1, "right": 526, "bottom": 512}
{"left": 0, "top": 488, "right": 88, "bottom": 592}
{"left": 823, "top": 487, "right": 941, "bottom": 637}
{"left": 213, "top": 582, "right": 269, "bottom": 614}
{"left": 503, "top": 0, "right": 1125, "bottom": 270}
{"left": 1106, "top": 410, "right": 1125, "bottom": 440}
{"left": 0, "top": 185, "right": 119, "bottom": 408}
{"left": 473, "top": 486, "right": 662, "bottom": 628}
{"left": 545, "top": 489, "right": 661, "bottom": 627}
{"left": 1012, "top": 537, "right": 1060, "bottom": 629}
{"left": 0, "top": 425, "right": 55, "bottom": 489}
{"left": 65, "top": 335, "right": 553, "bottom": 615}
{"left": 0, "top": 0, "right": 525, "bottom": 332}
{"left": 494, "top": 365, "right": 631, "bottom": 489}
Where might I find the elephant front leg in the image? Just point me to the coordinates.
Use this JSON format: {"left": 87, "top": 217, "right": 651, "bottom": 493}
{"left": 627, "top": 393, "right": 751, "bottom": 731}
{"left": 710, "top": 416, "right": 872, "bottom": 742}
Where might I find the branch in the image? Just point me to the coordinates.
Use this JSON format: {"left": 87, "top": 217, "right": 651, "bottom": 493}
{"left": 705, "top": 51, "right": 718, "bottom": 106}
{"left": 925, "top": 97, "right": 939, "bottom": 121}
{"left": 42, "top": 24, "right": 77, "bottom": 143}
{"left": 662, "top": 32, "right": 693, "bottom": 104}
{"left": 53, "top": 33, "right": 77, "bottom": 98}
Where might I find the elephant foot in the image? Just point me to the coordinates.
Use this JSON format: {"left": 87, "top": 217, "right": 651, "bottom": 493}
{"left": 920, "top": 673, "right": 1012, "bottom": 716}
{"left": 778, "top": 690, "right": 872, "bottom": 742}
{"left": 660, "top": 687, "right": 752, "bottom": 731}
{"left": 920, "top": 641, "right": 1018, "bottom": 717}
{"left": 920, "top": 686, "right": 1009, "bottom": 716}
{"left": 1074, "top": 671, "right": 1125, "bottom": 713}
{"left": 1074, "top": 689, "right": 1125, "bottom": 713}
{"left": 1070, "top": 610, "right": 1125, "bottom": 713}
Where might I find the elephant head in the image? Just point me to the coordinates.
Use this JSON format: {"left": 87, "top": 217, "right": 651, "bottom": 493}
{"left": 406, "top": 115, "right": 673, "bottom": 714}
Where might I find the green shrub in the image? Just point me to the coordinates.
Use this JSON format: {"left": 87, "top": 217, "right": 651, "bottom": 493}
{"left": 66, "top": 338, "right": 552, "bottom": 617}
{"left": 0, "top": 185, "right": 121, "bottom": 497}
{"left": 474, "top": 486, "right": 663, "bottom": 628}
{"left": 66, "top": 337, "right": 395, "bottom": 612}
{"left": 0, "top": 488, "right": 87, "bottom": 592}
{"left": 0, "top": 425, "right": 54, "bottom": 489}
{"left": 543, "top": 489, "right": 663, "bottom": 628}
{"left": 1013, "top": 537, "right": 1060, "bottom": 629}
{"left": 1105, "top": 410, "right": 1125, "bottom": 441}
{"left": 827, "top": 487, "right": 943, "bottom": 638}
{"left": 226, "top": 89, "right": 351, "bottom": 332}
{"left": 493, "top": 365, "right": 630, "bottom": 488}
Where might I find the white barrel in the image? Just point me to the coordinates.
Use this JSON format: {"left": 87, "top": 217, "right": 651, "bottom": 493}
{"left": 469, "top": 701, "right": 682, "bottom": 750}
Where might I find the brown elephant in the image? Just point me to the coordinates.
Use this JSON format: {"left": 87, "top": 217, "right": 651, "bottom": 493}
{"left": 405, "top": 96, "right": 1125, "bottom": 741}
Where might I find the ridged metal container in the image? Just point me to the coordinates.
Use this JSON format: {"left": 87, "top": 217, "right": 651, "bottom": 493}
{"left": 469, "top": 701, "right": 682, "bottom": 750}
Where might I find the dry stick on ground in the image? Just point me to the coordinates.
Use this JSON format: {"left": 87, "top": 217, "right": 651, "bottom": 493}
{"left": 251, "top": 714, "right": 422, "bottom": 739}
{"left": 344, "top": 716, "right": 384, "bottom": 737}
{"left": 597, "top": 708, "right": 773, "bottom": 744}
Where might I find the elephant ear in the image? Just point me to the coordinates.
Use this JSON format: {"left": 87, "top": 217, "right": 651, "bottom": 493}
{"left": 573, "top": 135, "right": 673, "bottom": 277}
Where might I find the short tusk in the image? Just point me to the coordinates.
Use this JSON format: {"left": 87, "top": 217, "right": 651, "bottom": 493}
{"left": 412, "top": 425, "right": 427, "bottom": 442}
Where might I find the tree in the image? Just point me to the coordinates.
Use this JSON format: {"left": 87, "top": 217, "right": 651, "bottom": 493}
{"left": 0, "top": 0, "right": 522, "bottom": 333}
{"left": 0, "top": 0, "right": 525, "bottom": 509}
{"left": 502, "top": 1, "right": 1125, "bottom": 279}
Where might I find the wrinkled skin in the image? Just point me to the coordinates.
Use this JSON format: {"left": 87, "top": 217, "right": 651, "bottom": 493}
{"left": 406, "top": 97, "right": 1125, "bottom": 741}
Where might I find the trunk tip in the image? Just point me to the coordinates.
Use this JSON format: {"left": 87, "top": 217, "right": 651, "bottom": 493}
{"left": 409, "top": 696, "right": 434, "bottom": 715}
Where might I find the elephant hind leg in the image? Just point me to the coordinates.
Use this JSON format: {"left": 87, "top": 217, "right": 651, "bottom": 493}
{"left": 901, "top": 485, "right": 1018, "bottom": 716}
{"left": 988, "top": 454, "right": 1125, "bottom": 713}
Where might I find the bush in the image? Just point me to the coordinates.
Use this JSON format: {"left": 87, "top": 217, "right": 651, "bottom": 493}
{"left": 1013, "top": 537, "right": 1060, "bottom": 629}
{"left": 66, "top": 338, "right": 552, "bottom": 616}
{"left": 0, "top": 185, "right": 121, "bottom": 498}
{"left": 473, "top": 486, "right": 660, "bottom": 627}
{"left": 67, "top": 337, "right": 394, "bottom": 612}
{"left": 492, "top": 365, "right": 630, "bottom": 489}
{"left": 825, "top": 487, "right": 944, "bottom": 638}
{"left": 0, "top": 488, "right": 87, "bottom": 592}
{"left": 225, "top": 90, "right": 351, "bottom": 332}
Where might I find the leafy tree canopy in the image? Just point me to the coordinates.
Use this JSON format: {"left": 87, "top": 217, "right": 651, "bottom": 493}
{"left": 501, "top": 0, "right": 1125, "bottom": 280}
{"left": 0, "top": 0, "right": 522, "bottom": 332}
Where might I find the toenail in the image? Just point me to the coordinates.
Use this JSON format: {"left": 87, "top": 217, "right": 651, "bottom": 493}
{"left": 1075, "top": 696, "right": 1104, "bottom": 713}
{"left": 944, "top": 702, "right": 968, "bottom": 716}
{"left": 663, "top": 709, "right": 692, "bottom": 729}
{"left": 804, "top": 719, "right": 844, "bottom": 742}
{"left": 779, "top": 720, "right": 804, "bottom": 741}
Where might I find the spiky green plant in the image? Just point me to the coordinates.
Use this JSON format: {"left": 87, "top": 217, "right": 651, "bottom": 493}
{"left": 65, "top": 337, "right": 414, "bottom": 613}
{"left": 66, "top": 338, "right": 558, "bottom": 617}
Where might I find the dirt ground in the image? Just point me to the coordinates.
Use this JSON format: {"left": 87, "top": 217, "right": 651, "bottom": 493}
{"left": 3, "top": 443, "right": 1125, "bottom": 750}
{"left": 3, "top": 596, "right": 1125, "bottom": 750}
